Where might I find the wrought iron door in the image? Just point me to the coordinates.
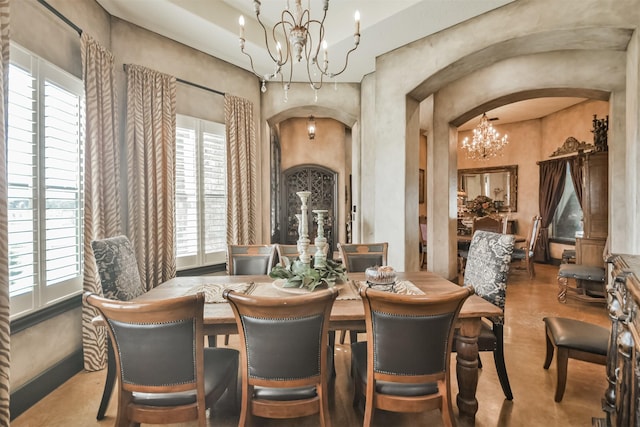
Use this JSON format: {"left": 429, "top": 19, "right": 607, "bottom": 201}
{"left": 280, "top": 165, "right": 338, "bottom": 256}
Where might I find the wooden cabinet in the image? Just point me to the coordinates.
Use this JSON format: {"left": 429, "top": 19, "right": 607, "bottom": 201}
{"left": 582, "top": 152, "right": 608, "bottom": 240}
{"left": 576, "top": 237, "right": 606, "bottom": 268}
{"left": 597, "top": 255, "right": 640, "bottom": 426}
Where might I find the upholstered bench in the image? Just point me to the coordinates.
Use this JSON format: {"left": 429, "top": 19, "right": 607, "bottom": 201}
{"left": 543, "top": 317, "right": 608, "bottom": 402}
{"left": 557, "top": 263, "right": 606, "bottom": 304}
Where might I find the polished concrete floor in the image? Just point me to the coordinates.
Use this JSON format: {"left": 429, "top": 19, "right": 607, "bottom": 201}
{"left": 13, "top": 263, "right": 610, "bottom": 427}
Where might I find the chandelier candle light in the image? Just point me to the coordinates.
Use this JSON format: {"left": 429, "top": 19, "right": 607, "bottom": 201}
{"left": 461, "top": 113, "right": 509, "bottom": 160}
{"left": 238, "top": 0, "right": 361, "bottom": 101}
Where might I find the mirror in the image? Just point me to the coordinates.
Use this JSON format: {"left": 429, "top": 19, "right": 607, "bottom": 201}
{"left": 458, "top": 165, "right": 518, "bottom": 212}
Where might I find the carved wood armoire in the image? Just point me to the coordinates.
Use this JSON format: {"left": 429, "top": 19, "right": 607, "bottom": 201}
{"left": 279, "top": 165, "right": 338, "bottom": 257}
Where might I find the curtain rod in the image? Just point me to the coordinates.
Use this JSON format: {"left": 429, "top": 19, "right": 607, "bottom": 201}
{"left": 122, "top": 64, "right": 225, "bottom": 97}
{"left": 37, "top": 0, "right": 83, "bottom": 36}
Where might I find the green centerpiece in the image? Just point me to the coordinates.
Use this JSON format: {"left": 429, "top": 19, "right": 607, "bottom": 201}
{"left": 270, "top": 257, "right": 346, "bottom": 292}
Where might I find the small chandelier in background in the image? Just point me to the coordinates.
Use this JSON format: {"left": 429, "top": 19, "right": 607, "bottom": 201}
{"left": 238, "top": 0, "right": 361, "bottom": 102}
{"left": 460, "top": 113, "right": 509, "bottom": 160}
{"left": 307, "top": 115, "right": 316, "bottom": 140}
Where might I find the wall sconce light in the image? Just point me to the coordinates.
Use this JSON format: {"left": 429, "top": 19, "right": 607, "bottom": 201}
{"left": 307, "top": 115, "right": 316, "bottom": 140}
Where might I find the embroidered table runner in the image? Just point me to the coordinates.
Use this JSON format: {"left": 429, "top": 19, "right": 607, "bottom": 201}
{"left": 185, "top": 282, "right": 257, "bottom": 303}
{"left": 353, "top": 280, "right": 425, "bottom": 296}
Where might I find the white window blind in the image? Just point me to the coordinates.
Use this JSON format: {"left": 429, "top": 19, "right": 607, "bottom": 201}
{"left": 175, "top": 115, "right": 226, "bottom": 269}
{"left": 7, "top": 43, "right": 85, "bottom": 319}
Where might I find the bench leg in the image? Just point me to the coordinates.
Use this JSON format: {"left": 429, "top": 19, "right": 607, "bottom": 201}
{"left": 554, "top": 347, "right": 569, "bottom": 402}
{"left": 557, "top": 276, "right": 568, "bottom": 303}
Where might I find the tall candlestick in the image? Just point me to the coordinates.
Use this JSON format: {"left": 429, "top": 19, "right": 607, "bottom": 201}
{"left": 296, "top": 191, "right": 312, "bottom": 267}
{"left": 312, "top": 210, "right": 328, "bottom": 268}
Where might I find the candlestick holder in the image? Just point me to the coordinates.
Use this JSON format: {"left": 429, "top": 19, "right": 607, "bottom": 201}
{"left": 296, "top": 191, "right": 312, "bottom": 267}
{"left": 312, "top": 209, "right": 328, "bottom": 267}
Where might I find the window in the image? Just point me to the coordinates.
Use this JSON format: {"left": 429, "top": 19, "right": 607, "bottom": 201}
{"left": 175, "top": 115, "right": 227, "bottom": 269}
{"left": 551, "top": 165, "right": 583, "bottom": 241}
{"left": 7, "top": 44, "right": 85, "bottom": 319}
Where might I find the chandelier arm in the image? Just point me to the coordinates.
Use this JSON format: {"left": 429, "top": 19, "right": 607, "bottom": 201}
{"left": 317, "top": 43, "right": 358, "bottom": 78}
{"left": 240, "top": 49, "right": 267, "bottom": 80}
{"left": 272, "top": 20, "right": 294, "bottom": 66}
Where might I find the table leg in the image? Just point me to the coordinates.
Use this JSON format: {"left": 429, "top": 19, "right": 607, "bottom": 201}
{"left": 456, "top": 318, "right": 481, "bottom": 424}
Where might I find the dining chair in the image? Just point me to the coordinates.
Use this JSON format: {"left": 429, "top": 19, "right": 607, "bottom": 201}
{"left": 510, "top": 215, "right": 542, "bottom": 278}
{"left": 337, "top": 242, "right": 389, "bottom": 344}
{"left": 351, "top": 285, "right": 474, "bottom": 427}
{"left": 453, "top": 230, "right": 516, "bottom": 400}
{"left": 275, "top": 243, "right": 300, "bottom": 266}
{"left": 84, "top": 292, "right": 239, "bottom": 427}
{"left": 227, "top": 244, "right": 276, "bottom": 275}
{"left": 472, "top": 215, "right": 503, "bottom": 234}
{"left": 419, "top": 216, "right": 428, "bottom": 269}
{"left": 90, "top": 235, "right": 147, "bottom": 420}
{"left": 223, "top": 288, "right": 338, "bottom": 427}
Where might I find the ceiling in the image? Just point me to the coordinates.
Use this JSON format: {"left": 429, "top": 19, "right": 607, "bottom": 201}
{"left": 95, "top": 0, "right": 587, "bottom": 126}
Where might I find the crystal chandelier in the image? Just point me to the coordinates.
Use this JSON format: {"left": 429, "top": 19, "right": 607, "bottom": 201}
{"left": 238, "top": 0, "right": 361, "bottom": 101}
{"left": 460, "top": 113, "right": 509, "bottom": 160}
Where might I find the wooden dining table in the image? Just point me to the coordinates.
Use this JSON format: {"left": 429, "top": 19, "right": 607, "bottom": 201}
{"left": 132, "top": 270, "right": 501, "bottom": 423}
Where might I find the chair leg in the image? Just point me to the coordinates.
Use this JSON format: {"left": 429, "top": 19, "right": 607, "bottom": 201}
{"left": 97, "top": 338, "right": 116, "bottom": 420}
{"left": 554, "top": 347, "right": 569, "bottom": 402}
{"left": 493, "top": 324, "right": 513, "bottom": 400}
{"left": 543, "top": 328, "right": 555, "bottom": 369}
{"left": 207, "top": 335, "right": 218, "bottom": 347}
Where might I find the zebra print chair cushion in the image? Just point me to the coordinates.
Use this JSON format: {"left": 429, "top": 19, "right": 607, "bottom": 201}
{"left": 91, "top": 235, "right": 145, "bottom": 301}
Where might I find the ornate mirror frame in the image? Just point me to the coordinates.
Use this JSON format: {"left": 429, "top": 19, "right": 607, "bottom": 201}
{"left": 458, "top": 165, "right": 518, "bottom": 212}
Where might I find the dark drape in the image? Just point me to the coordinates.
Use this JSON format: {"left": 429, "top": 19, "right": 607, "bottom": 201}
{"left": 537, "top": 159, "right": 567, "bottom": 262}
{"left": 568, "top": 156, "right": 583, "bottom": 208}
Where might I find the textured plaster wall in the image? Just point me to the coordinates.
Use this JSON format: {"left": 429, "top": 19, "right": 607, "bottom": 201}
{"left": 365, "top": 0, "right": 638, "bottom": 277}
{"left": 10, "top": 0, "right": 112, "bottom": 391}
{"left": 279, "top": 118, "right": 349, "bottom": 245}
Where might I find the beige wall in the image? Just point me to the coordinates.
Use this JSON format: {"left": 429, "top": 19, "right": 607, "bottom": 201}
{"left": 279, "top": 117, "right": 349, "bottom": 245}
{"left": 11, "top": 0, "right": 261, "bottom": 391}
{"left": 457, "top": 99, "right": 610, "bottom": 236}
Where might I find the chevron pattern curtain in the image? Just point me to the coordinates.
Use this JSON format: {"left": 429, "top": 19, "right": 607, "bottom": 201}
{"left": 0, "top": 0, "right": 8, "bottom": 423}
{"left": 125, "top": 65, "right": 176, "bottom": 290}
{"left": 224, "top": 94, "right": 257, "bottom": 245}
{"left": 80, "top": 33, "right": 121, "bottom": 372}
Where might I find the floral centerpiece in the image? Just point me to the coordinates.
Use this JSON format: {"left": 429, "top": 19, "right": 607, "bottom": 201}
{"left": 269, "top": 256, "right": 347, "bottom": 292}
{"left": 467, "top": 195, "right": 495, "bottom": 217}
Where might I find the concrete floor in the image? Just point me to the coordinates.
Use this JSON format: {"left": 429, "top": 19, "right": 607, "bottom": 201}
{"left": 12, "top": 263, "right": 610, "bottom": 427}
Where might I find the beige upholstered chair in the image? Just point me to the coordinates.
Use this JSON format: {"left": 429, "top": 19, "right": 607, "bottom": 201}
{"left": 511, "top": 215, "right": 542, "bottom": 278}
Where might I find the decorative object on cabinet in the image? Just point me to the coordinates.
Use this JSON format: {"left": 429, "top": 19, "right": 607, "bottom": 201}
{"left": 458, "top": 165, "right": 517, "bottom": 212}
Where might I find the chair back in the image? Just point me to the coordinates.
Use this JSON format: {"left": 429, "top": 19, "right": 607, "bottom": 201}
{"left": 224, "top": 288, "right": 337, "bottom": 425}
{"left": 84, "top": 292, "right": 209, "bottom": 423}
{"left": 472, "top": 216, "right": 502, "bottom": 234}
{"left": 527, "top": 215, "right": 543, "bottom": 254}
{"left": 360, "top": 286, "right": 473, "bottom": 380}
{"left": 337, "top": 242, "right": 388, "bottom": 273}
{"left": 227, "top": 244, "right": 276, "bottom": 275}
{"left": 91, "top": 235, "right": 145, "bottom": 300}
{"left": 464, "top": 231, "right": 515, "bottom": 320}
{"left": 276, "top": 244, "right": 300, "bottom": 266}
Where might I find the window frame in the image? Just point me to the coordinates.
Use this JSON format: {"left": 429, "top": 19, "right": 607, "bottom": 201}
{"left": 8, "top": 43, "right": 85, "bottom": 320}
{"left": 175, "top": 114, "right": 227, "bottom": 270}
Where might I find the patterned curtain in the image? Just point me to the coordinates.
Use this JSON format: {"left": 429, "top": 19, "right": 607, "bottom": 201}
{"left": 0, "top": 1, "right": 8, "bottom": 423}
{"left": 224, "top": 94, "right": 257, "bottom": 245}
{"left": 125, "top": 65, "right": 176, "bottom": 290}
{"left": 537, "top": 159, "right": 567, "bottom": 262}
{"left": 80, "top": 33, "right": 121, "bottom": 371}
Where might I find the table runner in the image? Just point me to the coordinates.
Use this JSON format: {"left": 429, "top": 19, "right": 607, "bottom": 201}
{"left": 186, "top": 279, "right": 424, "bottom": 303}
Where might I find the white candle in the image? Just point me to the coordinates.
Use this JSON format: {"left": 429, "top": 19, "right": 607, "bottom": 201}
{"left": 239, "top": 15, "right": 245, "bottom": 39}
{"left": 276, "top": 41, "right": 282, "bottom": 62}
{"left": 354, "top": 10, "right": 360, "bottom": 34}
{"left": 322, "top": 40, "right": 328, "bottom": 62}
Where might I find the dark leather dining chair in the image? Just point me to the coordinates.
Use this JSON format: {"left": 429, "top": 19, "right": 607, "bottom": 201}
{"left": 453, "top": 230, "right": 516, "bottom": 400}
{"left": 336, "top": 242, "right": 388, "bottom": 344}
{"left": 351, "top": 285, "right": 473, "bottom": 426}
{"left": 224, "top": 288, "right": 338, "bottom": 427}
{"left": 84, "top": 292, "right": 239, "bottom": 427}
{"left": 90, "top": 235, "right": 147, "bottom": 420}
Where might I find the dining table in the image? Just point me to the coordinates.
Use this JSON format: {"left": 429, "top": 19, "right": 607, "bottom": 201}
{"left": 131, "top": 270, "right": 501, "bottom": 424}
